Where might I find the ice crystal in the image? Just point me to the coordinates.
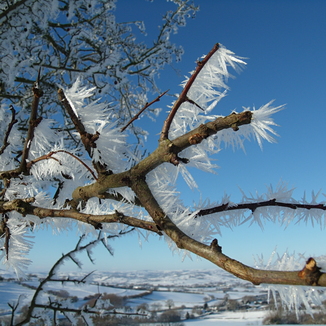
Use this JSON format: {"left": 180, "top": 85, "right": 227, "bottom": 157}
{"left": 0, "top": 215, "right": 34, "bottom": 279}
{"left": 62, "top": 77, "right": 132, "bottom": 172}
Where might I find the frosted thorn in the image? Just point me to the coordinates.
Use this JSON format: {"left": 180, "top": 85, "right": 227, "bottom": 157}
{"left": 32, "top": 66, "right": 43, "bottom": 98}
{"left": 210, "top": 238, "right": 222, "bottom": 253}
{"left": 115, "top": 210, "right": 125, "bottom": 222}
{"left": 231, "top": 123, "right": 239, "bottom": 131}
{"left": 179, "top": 157, "right": 189, "bottom": 164}
{"left": 298, "top": 257, "right": 322, "bottom": 285}
{"left": 170, "top": 154, "right": 189, "bottom": 166}
{"left": 185, "top": 96, "right": 204, "bottom": 111}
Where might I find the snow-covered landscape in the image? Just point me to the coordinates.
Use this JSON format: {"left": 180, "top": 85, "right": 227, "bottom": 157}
{"left": 0, "top": 268, "right": 271, "bottom": 325}
{"left": 1, "top": 268, "right": 324, "bottom": 325}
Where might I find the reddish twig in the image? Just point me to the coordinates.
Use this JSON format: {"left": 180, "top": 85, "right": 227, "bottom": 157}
{"left": 0, "top": 105, "right": 18, "bottom": 155}
{"left": 160, "top": 43, "right": 220, "bottom": 140}
{"left": 121, "top": 89, "right": 169, "bottom": 132}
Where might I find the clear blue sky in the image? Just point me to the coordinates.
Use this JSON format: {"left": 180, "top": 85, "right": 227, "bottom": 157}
{"left": 28, "top": 0, "right": 326, "bottom": 273}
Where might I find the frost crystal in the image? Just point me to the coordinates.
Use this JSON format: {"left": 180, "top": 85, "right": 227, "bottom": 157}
{"left": 0, "top": 215, "right": 34, "bottom": 279}
{"left": 62, "top": 77, "right": 132, "bottom": 172}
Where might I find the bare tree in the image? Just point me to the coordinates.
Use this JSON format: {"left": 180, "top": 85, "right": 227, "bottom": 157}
{"left": 1, "top": 0, "right": 326, "bottom": 318}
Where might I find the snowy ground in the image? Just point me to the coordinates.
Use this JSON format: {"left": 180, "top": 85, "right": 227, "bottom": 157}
{"left": 0, "top": 268, "right": 312, "bottom": 325}
{"left": 184, "top": 310, "right": 265, "bottom": 325}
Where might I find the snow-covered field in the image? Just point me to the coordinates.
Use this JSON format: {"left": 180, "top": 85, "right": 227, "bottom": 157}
{"left": 0, "top": 268, "right": 301, "bottom": 325}
{"left": 0, "top": 281, "right": 35, "bottom": 310}
{"left": 184, "top": 310, "right": 265, "bottom": 325}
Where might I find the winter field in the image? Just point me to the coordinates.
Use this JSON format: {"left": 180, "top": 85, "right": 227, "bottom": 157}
{"left": 0, "top": 269, "right": 321, "bottom": 325}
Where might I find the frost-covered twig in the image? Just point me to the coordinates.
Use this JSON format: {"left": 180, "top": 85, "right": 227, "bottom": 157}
{"left": 197, "top": 199, "right": 326, "bottom": 217}
{"left": 0, "top": 199, "right": 161, "bottom": 234}
{"left": 58, "top": 89, "right": 99, "bottom": 159}
{"left": 26, "top": 150, "right": 98, "bottom": 181}
{"left": 19, "top": 76, "right": 43, "bottom": 173}
{"left": 0, "top": 105, "right": 18, "bottom": 155}
{"left": 160, "top": 43, "right": 220, "bottom": 140}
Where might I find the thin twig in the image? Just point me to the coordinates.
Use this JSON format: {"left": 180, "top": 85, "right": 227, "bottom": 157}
{"left": 26, "top": 150, "right": 98, "bottom": 180}
{"left": 0, "top": 105, "right": 18, "bottom": 155}
{"left": 58, "top": 88, "right": 107, "bottom": 174}
{"left": 196, "top": 199, "right": 326, "bottom": 217}
{"left": 3, "top": 215, "right": 10, "bottom": 260}
{"left": 20, "top": 68, "right": 43, "bottom": 173}
{"left": 121, "top": 89, "right": 169, "bottom": 132}
{"left": 160, "top": 43, "right": 220, "bottom": 140}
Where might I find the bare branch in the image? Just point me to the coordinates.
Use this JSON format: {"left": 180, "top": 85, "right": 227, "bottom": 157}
{"left": 2, "top": 215, "right": 10, "bottom": 260}
{"left": 14, "top": 232, "right": 143, "bottom": 326}
{"left": 57, "top": 89, "right": 94, "bottom": 155}
{"left": 71, "top": 111, "right": 253, "bottom": 203}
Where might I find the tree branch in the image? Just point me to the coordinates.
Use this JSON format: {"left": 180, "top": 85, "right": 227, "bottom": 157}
{"left": 14, "top": 232, "right": 144, "bottom": 326}
{"left": 160, "top": 43, "right": 220, "bottom": 140}
{"left": 19, "top": 74, "right": 43, "bottom": 173}
{"left": 0, "top": 0, "right": 28, "bottom": 20}
{"left": 196, "top": 198, "right": 326, "bottom": 217}
{"left": 71, "top": 111, "right": 253, "bottom": 203}
{"left": 0, "top": 199, "right": 161, "bottom": 235}
{"left": 129, "top": 177, "right": 326, "bottom": 286}
{"left": 57, "top": 88, "right": 107, "bottom": 174}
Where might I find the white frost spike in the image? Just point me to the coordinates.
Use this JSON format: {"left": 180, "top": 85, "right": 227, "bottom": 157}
{"left": 61, "top": 77, "right": 131, "bottom": 172}
{"left": 0, "top": 215, "right": 34, "bottom": 279}
{"left": 61, "top": 76, "right": 96, "bottom": 118}
{"left": 209, "top": 44, "right": 247, "bottom": 76}
{"left": 249, "top": 101, "right": 285, "bottom": 148}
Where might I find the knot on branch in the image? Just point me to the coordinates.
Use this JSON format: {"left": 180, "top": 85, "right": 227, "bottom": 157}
{"left": 210, "top": 238, "right": 222, "bottom": 253}
{"left": 30, "top": 116, "right": 43, "bottom": 128}
{"left": 230, "top": 111, "right": 252, "bottom": 131}
{"left": 298, "top": 257, "right": 322, "bottom": 285}
{"left": 115, "top": 210, "right": 125, "bottom": 222}
{"left": 170, "top": 153, "right": 189, "bottom": 166}
{"left": 82, "top": 131, "right": 100, "bottom": 148}
{"left": 2, "top": 198, "right": 35, "bottom": 216}
{"left": 32, "top": 85, "right": 44, "bottom": 98}
{"left": 188, "top": 133, "right": 204, "bottom": 145}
